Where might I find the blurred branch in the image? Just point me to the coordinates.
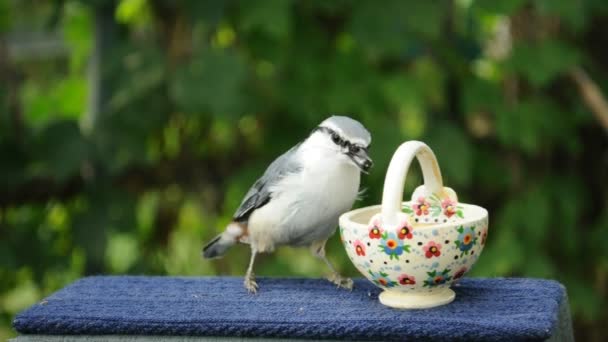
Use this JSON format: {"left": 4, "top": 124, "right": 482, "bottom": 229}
{"left": 0, "top": 33, "right": 23, "bottom": 141}
{"left": 45, "top": 0, "right": 65, "bottom": 30}
{"left": 0, "top": 176, "right": 84, "bottom": 208}
{"left": 570, "top": 67, "right": 608, "bottom": 132}
{"left": 83, "top": 2, "right": 117, "bottom": 135}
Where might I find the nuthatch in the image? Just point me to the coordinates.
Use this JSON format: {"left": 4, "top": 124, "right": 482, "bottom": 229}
{"left": 203, "top": 116, "right": 372, "bottom": 293}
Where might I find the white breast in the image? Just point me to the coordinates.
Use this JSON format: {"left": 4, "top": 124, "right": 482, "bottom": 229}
{"left": 247, "top": 144, "right": 360, "bottom": 252}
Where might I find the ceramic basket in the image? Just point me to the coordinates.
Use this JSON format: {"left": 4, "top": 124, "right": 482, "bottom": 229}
{"left": 339, "top": 141, "right": 489, "bottom": 309}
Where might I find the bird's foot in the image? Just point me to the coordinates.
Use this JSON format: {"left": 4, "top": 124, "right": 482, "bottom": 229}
{"left": 327, "top": 273, "right": 353, "bottom": 290}
{"left": 244, "top": 274, "right": 258, "bottom": 294}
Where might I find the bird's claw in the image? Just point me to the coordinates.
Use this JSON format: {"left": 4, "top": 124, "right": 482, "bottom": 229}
{"left": 327, "top": 273, "right": 353, "bottom": 290}
{"left": 244, "top": 274, "right": 258, "bottom": 294}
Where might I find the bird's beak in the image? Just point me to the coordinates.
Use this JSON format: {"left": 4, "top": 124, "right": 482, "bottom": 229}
{"left": 348, "top": 148, "right": 373, "bottom": 174}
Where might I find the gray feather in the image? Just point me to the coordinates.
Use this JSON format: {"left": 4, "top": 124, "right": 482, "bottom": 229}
{"left": 323, "top": 116, "right": 371, "bottom": 145}
{"left": 233, "top": 144, "right": 302, "bottom": 221}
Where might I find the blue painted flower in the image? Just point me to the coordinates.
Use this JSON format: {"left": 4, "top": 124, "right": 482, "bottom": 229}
{"left": 379, "top": 232, "right": 410, "bottom": 260}
{"left": 423, "top": 269, "right": 452, "bottom": 287}
{"left": 368, "top": 270, "right": 397, "bottom": 288}
{"left": 455, "top": 226, "right": 477, "bottom": 254}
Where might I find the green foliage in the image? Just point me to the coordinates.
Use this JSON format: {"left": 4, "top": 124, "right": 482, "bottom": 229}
{"left": 1, "top": 0, "right": 607, "bottom": 340}
{"left": 171, "top": 49, "right": 247, "bottom": 117}
{"left": 506, "top": 40, "right": 581, "bottom": 87}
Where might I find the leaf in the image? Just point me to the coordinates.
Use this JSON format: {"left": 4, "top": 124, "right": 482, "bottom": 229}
{"left": 472, "top": 0, "right": 528, "bottom": 15}
{"left": 506, "top": 40, "right": 581, "bottom": 87}
{"left": 429, "top": 193, "right": 441, "bottom": 202}
{"left": 21, "top": 76, "right": 87, "bottom": 127}
{"left": 349, "top": 0, "right": 438, "bottom": 56}
{"left": 495, "top": 97, "right": 577, "bottom": 155}
{"left": 239, "top": 0, "right": 292, "bottom": 39}
{"left": 170, "top": 49, "right": 247, "bottom": 117}
{"left": 535, "top": 0, "right": 587, "bottom": 32}
{"left": 425, "top": 122, "right": 473, "bottom": 187}
{"left": 182, "top": 1, "right": 229, "bottom": 26}
{"left": 29, "top": 120, "right": 88, "bottom": 181}
{"left": 463, "top": 78, "right": 504, "bottom": 117}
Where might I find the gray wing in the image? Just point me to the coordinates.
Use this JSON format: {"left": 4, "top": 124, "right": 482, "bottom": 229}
{"left": 233, "top": 144, "right": 302, "bottom": 222}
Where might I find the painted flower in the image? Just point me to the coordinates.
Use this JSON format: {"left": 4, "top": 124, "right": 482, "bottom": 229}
{"left": 368, "top": 221, "right": 383, "bottom": 239}
{"left": 453, "top": 267, "right": 467, "bottom": 280}
{"left": 397, "top": 221, "right": 413, "bottom": 239}
{"left": 368, "top": 270, "right": 397, "bottom": 288}
{"left": 398, "top": 274, "right": 416, "bottom": 286}
{"left": 441, "top": 198, "right": 457, "bottom": 218}
{"left": 423, "top": 269, "right": 452, "bottom": 287}
{"left": 412, "top": 197, "right": 430, "bottom": 216}
{"left": 455, "top": 226, "right": 477, "bottom": 253}
{"left": 423, "top": 241, "right": 442, "bottom": 258}
{"left": 353, "top": 240, "right": 366, "bottom": 256}
{"left": 481, "top": 228, "right": 488, "bottom": 246}
{"left": 379, "top": 232, "right": 410, "bottom": 259}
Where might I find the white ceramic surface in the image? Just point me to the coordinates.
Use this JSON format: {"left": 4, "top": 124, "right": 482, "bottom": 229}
{"left": 339, "top": 141, "right": 489, "bottom": 309}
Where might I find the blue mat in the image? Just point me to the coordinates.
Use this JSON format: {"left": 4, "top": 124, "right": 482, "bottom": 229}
{"left": 13, "top": 276, "right": 567, "bottom": 341}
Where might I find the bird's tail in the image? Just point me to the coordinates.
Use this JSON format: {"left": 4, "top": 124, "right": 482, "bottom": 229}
{"left": 202, "top": 222, "right": 245, "bottom": 259}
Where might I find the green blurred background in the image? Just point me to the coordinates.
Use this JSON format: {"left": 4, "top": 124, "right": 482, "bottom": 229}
{"left": 1, "top": 0, "right": 607, "bottom": 340}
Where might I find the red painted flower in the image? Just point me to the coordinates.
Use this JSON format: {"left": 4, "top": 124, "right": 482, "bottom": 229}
{"left": 412, "top": 197, "right": 430, "bottom": 216}
{"left": 353, "top": 240, "right": 366, "bottom": 256}
{"left": 423, "top": 241, "right": 442, "bottom": 258}
{"left": 481, "top": 229, "right": 488, "bottom": 246}
{"left": 397, "top": 222, "right": 413, "bottom": 239}
{"left": 441, "top": 198, "right": 457, "bottom": 218}
{"left": 369, "top": 225, "right": 383, "bottom": 239}
{"left": 453, "top": 267, "right": 467, "bottom": 280}
{"left": 398, "top": 274, "right": 416, "bottom": 285}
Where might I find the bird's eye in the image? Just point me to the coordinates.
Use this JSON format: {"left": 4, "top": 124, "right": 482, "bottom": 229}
{"left": 331, "top": 134, "right": 342, "bottom": 145}
{"left": 350, "top": 145, "right": 360, "bottom": 153}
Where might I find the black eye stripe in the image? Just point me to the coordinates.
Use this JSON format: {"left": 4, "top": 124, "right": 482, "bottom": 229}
{"left": 312, "top": 126, "right": 369, "bottom": 150}
{"left": 314, "top": 126, "right": 346, "bottom": 146}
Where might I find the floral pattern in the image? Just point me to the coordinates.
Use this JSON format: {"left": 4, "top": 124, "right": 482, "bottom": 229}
{"left": 423, "top": 241, "right": 442, "bottom": 258}
{"left": 398, "top": 274, "right": 416, "bottom": 285}
{"left": 453, "top": 267, "right": 467, "bottom": 280}
{"left": 379, "top": 232, "right": 410, "bottom": 259}
{"left": 481, "top": 228, "right": 488, "bottom": 246}
{"left": 455, "top": 226, "right": 477, "bottom": 256}
{"left": 397, "top": 221, "right": 413, "bottom": 239}
{"left": 340, "top": 204, "right": 487, "bottom": 295}
{"left": 353, "top": 240, "right": 365, "bottom": 256}
{"left": 403, "top": 193, "right": 464, "bottom": 219}
{"left": 411, "top": 197, "right": 430, "bottom": 216}
{"left": 369, "top": 270, "right": 397, "bottom": 288}
{"left": 369, "top": 224, "right": 383, "bottom": 239}
{"left": 423, "top": 269, "right": 452, "bottom": 287}
{"left": 442, "top": 199, "right": 457, "bottom": 218}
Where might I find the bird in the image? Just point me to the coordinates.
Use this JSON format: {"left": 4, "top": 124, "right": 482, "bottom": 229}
{"left": 202, "top": 116, "right": 372, "bottom": 293}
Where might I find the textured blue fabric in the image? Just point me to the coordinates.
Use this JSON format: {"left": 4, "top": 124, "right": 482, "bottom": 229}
{"left": 13, "top": 277, "right": 566, "bottom": 341}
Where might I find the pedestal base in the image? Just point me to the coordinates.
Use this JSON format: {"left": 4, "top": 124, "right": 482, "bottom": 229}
{"left": 379, "top": 288, "right": 455, "bottom": 309}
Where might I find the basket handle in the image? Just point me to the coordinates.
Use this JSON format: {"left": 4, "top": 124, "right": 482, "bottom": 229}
{"left": 380, "top": 141, "right": 445, "bottom": 227}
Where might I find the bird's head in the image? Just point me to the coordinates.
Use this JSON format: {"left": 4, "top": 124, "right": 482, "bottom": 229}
{"left": 310, "top": 116, "right": 373, "bottom": 173}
